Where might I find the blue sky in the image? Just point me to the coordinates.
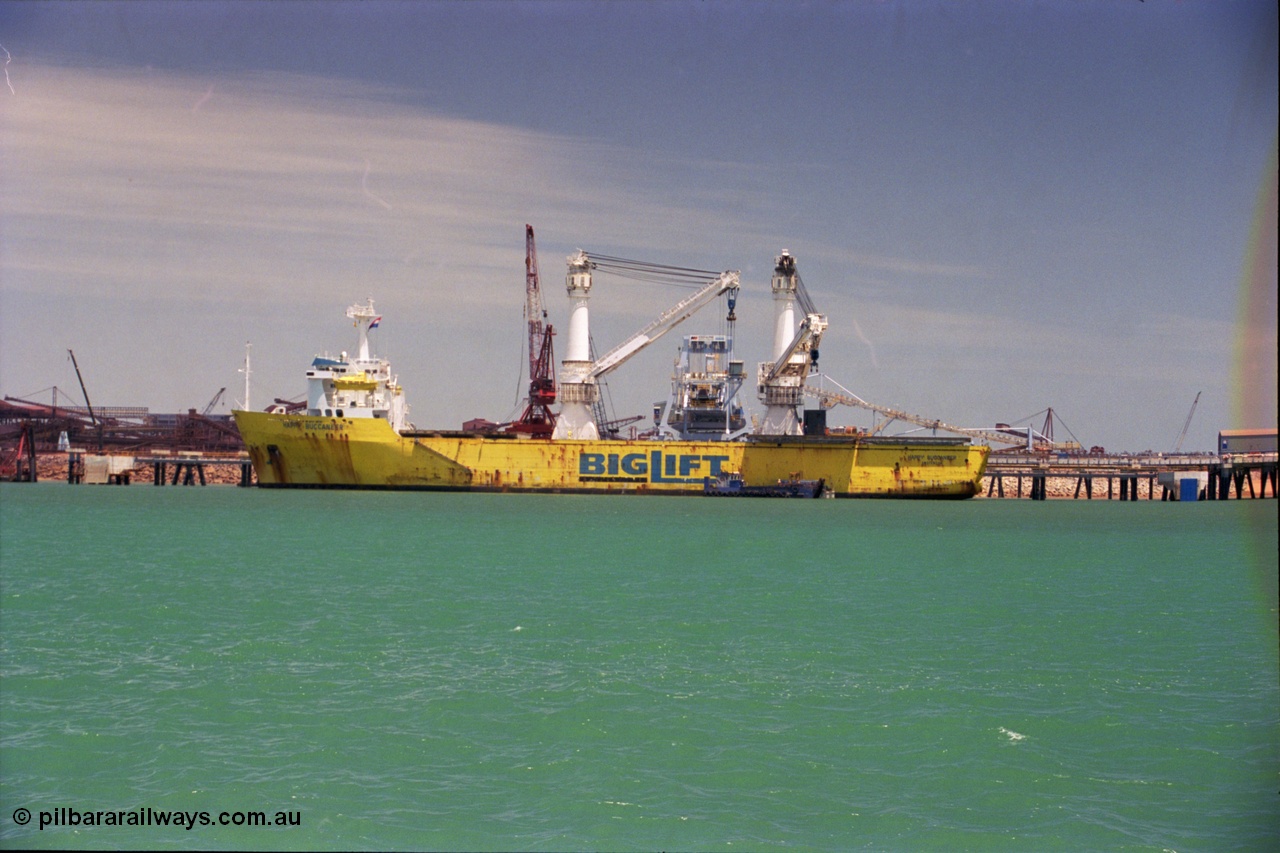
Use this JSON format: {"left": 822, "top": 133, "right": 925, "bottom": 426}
{"left": 2, "top": 0, "right": 1275, "bottom": 451}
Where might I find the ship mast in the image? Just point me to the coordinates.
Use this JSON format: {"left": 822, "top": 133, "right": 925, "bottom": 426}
{"left": 346, "top": 299, "right": 378, "bottom": 363}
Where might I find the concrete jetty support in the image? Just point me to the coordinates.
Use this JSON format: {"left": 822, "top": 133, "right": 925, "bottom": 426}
{"left": 59, "top": 452, "right": 254, "bottom": 486}
{"left": 144, "top": 454, "right": 254, "bottom": 486}
{"left": 1205, "top": 460, "right": 1277, "bottom": 500}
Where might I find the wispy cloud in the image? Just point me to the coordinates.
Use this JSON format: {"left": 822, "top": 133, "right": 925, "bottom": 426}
{"left": 1, "top": 43, "right": 13, "bottom": 96}
{"left": 817, "top": 245, "right": 991, "bottom": 280}
{"left": 0, "top": 61, "right": 1251, "bottom": 449}
{"left": 0, "top": 63, "right": 820, "bottom": 413}
{"left": 1, "top": 64, "right": 789, "bottom": 315}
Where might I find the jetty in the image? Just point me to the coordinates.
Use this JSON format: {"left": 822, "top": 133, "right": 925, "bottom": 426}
{"left": 61, "top": 451, "right": 254, "bottom": 487}
{"left": 983, "top": 450, "right": 1278, "bottom": 501}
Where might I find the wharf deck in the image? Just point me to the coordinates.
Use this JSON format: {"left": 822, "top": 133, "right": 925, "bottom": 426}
{"left": 984, "top": 452, "right": 1278, "bottom": 500}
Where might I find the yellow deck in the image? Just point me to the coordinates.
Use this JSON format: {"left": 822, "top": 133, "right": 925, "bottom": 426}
{"left": 233, "top": 411, "right": 987, "bottom": 497}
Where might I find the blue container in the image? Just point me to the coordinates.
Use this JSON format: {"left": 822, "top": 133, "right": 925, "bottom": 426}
{"left": 1179, "top": 477, "right": 1200, "bottom": 502}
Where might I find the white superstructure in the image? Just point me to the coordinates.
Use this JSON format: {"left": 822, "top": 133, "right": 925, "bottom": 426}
{"left": 656, "top": 333, "right": 748, "bottom": 441}
{"left": 304, "top": 299, "right": 409, "bottom": 431}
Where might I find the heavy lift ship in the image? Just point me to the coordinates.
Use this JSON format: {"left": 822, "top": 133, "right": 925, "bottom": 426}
{"left": 233, "top": 233, "right": 987, "bottom": 497}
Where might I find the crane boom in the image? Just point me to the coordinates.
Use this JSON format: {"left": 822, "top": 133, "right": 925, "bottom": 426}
{"left": 1174, "top": 391, "right": 1200, "bottom": 452}
{"left": 587, "top": 270, "right": 740, "bottom": 380}
{"left": 202, "top": 387, "right": 227, "bottom": 416}
{"left": 762, "top": 313, "right": 827, "bottom": 384}
{"left": 510, "top": 224, "right": 557, "bottom": 436}
{"left": 525, "top": 224, "right": 547, "bottom": 380}
{"left": 68, "top": 348, "right": 104, "bottom": 451}
{"left": 67, "top": 349, "right": 97, "bottom": 428}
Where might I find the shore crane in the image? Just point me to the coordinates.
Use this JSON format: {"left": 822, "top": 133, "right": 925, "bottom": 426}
{"left": 68, "top": 349, "right": 103, "bottom": 450}
{"left": 1174, "top": 391, "right": 1201, "bottom": 452}
{"left": 202, "top": 388, "right": 227, "bottom": 416}
{"left": 509, "top": 224, "right": 558, "bottom": 437}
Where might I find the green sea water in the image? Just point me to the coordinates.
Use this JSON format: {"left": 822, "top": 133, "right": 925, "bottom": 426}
{"left": 1, "top": 483, "right": 1276, "bottom": 851}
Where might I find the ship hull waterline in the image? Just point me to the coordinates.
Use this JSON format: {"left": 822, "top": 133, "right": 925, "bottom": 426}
{"left": 233, "top": 411, "right": 988, "bottom": 499}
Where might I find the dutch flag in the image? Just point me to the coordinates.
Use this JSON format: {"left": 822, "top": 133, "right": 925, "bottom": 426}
{"left": 370, "top": 316, "right": 382, "bottom": 330}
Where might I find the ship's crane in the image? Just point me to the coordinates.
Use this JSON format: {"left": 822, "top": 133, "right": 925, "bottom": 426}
{"left": 760, "top": 313, "right": 828, "bottom": 388}
{"left": 757, "top": 250, "right": 827, "bottom": 435}
{"left": 509, "top": 224, "right": 558, "bottom": 437}
{"left": 587, "top": 268, "right": 740, "bottom": 381}
{"left": 552, "top": 252, "right": 740, "bottom": 440}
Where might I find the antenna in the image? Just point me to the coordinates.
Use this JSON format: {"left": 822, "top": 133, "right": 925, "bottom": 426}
{"left": 237, "top": 342, "right": 252, "bottom": 411}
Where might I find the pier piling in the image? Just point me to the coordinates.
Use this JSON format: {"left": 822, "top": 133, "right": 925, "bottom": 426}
{"left": 983, "top": 451, "right": 1276, "bottom": 501}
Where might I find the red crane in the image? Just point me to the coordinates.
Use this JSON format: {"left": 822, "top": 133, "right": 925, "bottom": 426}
{"left": 510, "top": 224, "right": 557, "bottom": 436}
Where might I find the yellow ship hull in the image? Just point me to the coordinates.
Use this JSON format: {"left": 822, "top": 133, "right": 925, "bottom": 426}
{"left": 233, "top": 411, "right": 988, "bottom": 498}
